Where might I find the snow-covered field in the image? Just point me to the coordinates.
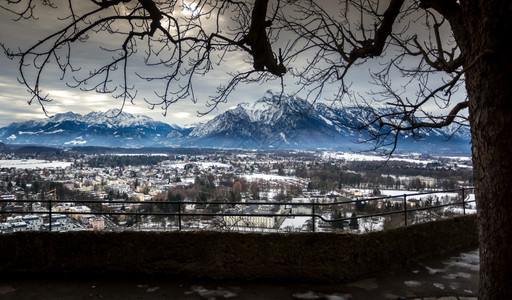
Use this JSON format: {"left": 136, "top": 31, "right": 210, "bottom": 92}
{"left": 113, "top": 153, "right": 168, "bottom": 156}
{"left": 164, "top": 162, "right": 232, "bottom": 169}
{"left": 280, "top": 216, "right": 310, "bottom": 231}
{"left": 243, "top": 173, "right": 299, "bottom": 182}
{"left": 380, "top": 189, "right": 460, "bottom": 200}
{"left": 320, "top": 152, "right": 432, "bottom": 164}
{"left": 320, "top": 151, "right": 471, "bottom": 165}
{"left": 0, "top": 159, "right": 72, "bottom": 169}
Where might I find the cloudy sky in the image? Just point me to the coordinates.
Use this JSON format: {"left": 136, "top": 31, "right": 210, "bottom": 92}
{"left": 0, "top": 1, "right": 466, "bottom": 129}
{"left": 0, "top": 1, "right": 281, "bottom": 127}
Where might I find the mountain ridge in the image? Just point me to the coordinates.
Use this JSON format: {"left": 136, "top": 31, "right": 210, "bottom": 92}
{"left": 0, "top": 93, "right": 471, "bottom": 153}
{"left": 187, "top": 92, "right": 470, "bottom": 153}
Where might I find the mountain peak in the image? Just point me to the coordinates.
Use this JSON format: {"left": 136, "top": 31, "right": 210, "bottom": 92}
{"left": 50, "top": 111, "right": 82, "bottom": 122}
{"left": 187, "top": 93, "right": 471, "bottom": 153}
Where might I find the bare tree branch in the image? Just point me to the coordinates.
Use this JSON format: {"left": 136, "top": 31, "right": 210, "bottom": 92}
{"left": 0, "top": 0, "right": 472, "bottom": 154}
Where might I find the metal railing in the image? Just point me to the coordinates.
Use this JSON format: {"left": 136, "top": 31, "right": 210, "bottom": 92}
{"left": 0, "top": 188, "right": 475, "bottom": 233}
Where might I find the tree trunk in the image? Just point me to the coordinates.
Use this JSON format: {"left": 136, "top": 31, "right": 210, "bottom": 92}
{"left": 461, "top": 2, "right": 512, "bottom": 298}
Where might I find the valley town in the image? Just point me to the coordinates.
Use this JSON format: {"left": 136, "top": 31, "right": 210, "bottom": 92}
{"left": 0, "top": 147, "right": 475, "bottom": 234}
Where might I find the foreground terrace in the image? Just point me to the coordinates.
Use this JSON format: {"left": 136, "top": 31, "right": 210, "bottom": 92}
{"left": 1, "top": 247, "right": 479, "bottom": 299}
{"left": 0, "top": 215, "right": 478, "bottom": 299}
{"left": 0, "top": 188, "right": 479, "bottom": 299}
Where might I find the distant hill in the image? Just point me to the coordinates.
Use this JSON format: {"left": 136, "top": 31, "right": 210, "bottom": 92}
{"left": 0, "top": 93, "right": 471, "bottom": 154}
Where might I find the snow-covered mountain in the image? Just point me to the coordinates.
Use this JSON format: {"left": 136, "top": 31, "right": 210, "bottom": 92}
{"left": 0, "top": 109, "right": 185, "bottom": 147}
{"left": 0, "top": 93, "right": 471, "bottom": 153}
{"left": 185, "top": 91, "right": 471, "bottom": 153}
{"left": 187, "top": 93, "right": 349, "bottom": 149}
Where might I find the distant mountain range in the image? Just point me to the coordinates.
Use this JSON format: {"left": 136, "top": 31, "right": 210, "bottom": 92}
{"left": 0, "top": 92, "right": 471, "bottom": 153}
{"left": 0, "top": 110, "right": 194, "bottom": 148}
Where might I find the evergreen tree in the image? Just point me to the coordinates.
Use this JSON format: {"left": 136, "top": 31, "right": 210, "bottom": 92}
{"left": 355, "top": 200, "right": 366, "bottom": 212}
{"left": 349, "top": 212, "right": 359, "bottom": 230}
{"left": 330, "top": 211, "right": 344, "bottom": 230}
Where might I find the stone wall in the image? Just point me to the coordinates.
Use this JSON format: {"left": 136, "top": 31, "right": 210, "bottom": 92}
{"left": 0, "top": 215, "right": 478, "bottom": 281}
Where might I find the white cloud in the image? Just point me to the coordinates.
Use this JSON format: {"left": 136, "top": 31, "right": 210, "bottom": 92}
{"left": 48, "top": 90, "right": 81, "bottom": 100}
{"left": 84, "top": 94, "right": 110, "bottom": 104}
{"left": 172, "top": 112, "right": 191, "bottom": 119}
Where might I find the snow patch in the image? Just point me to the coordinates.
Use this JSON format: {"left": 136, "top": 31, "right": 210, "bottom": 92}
{"left": 443, "top": 249, "right": 480, "bottom": 271}
{"left": 45, "top": 129, "right": 65, "bottom": 134}
{"left": 0, "top": 159, "right": 72, "bottom": 169}
{"left": 319, "top": 115, "right": 333, "bottom": 126}
{"left": 64, "top": 136, "right": 87, "bottom": 145}
{"left": 18, "top": 131, "right": 40, "bottom": 135}
{"left": 433, "top": 282, "right": 445, "bottom": 289}
{"left": 64, "top": 140, "right": 87, "bottom": 145}
{"left": 280, "top": 216, "right": 310, "bottom": 231}
{"left": 185, "top": 285, "right": 238, "bottom": 298}
{"left": 165, "top": 162, "right": 231, "bottom": 169}
{"left": 280, "top": 132, "right": 289, "bottom": 144}
{"left": 292, "top": 291, "right": 351, "bottom": 300}
{"left": 243, "top": 173, "right": 298, "bottom": 182}
{"left": 321, "top": 152, "right": 432, "bottom": 164}
{"left": 404, "top": 280, "right": 422, "bottom": 287}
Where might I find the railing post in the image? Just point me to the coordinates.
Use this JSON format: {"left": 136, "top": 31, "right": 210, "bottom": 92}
{"left": 403, "top": 194, "right": 407, "bottom": 226}
{"left": 178, "top": 201, "right": 182, "bottom": 231}
{"left": 49, "top": 198, "right": 52, "bottom": 232}
{"left": 312, "top": 198, "right": 316, "bottom": 233}
{"left": 462, "top": 188, "right": 466, "bottom": 215}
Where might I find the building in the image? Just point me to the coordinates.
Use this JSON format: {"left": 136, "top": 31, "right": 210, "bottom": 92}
{"left": 89, "top": 217, "right": 105, "bottom": 231}
{"left": 289, "top": 197, "right": 313, "bottom": 215}
{"left": 0, "top": 194, "right": 16, "bottom": 203}
{"left": 68, "top": 205, "right": 92, "bottom": 220}
{"left": 222, "top": 205, "right": 284, "bottom": 229}
{"left": 51, "top": 214, "right": 74, "bottom": 231}
{"left": 0, "top": 222, "right": 13, "bottom": 233}
{"left": 22, "top": 215, "right": 44, "bottom": 231}
{"left": 41, "top": 222, "right": 62, "bottom": 231}
{"left": 223, "top": 215, "right": 276, "bottom": 229}
{"left": 11, "top": 221, "right": 28, "bottom": 232}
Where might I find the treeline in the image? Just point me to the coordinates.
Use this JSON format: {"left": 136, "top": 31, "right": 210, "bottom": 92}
{"left": 296, "top": 163, "right": 366, "bottom": 192}
{"left": 345, "top": 161, "right": 473, "bottom": 182}
{"left": 294, "top": 160, "right": 471, "bottom": 193}
{"left": 85, "top": 155, "right": 168, "bottom": 168}
{"left": 149, "top": 173, "right": 303, "bottom": 215}
{"left": 3, "top": 146, "right": 66, "bottom": 159}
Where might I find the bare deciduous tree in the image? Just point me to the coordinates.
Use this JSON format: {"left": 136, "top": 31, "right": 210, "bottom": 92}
{"left": 2, "top": 0, "right": 511, "bottom": 298}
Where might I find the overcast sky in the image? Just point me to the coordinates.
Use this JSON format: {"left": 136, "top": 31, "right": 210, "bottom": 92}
{"left": 0, "top": 2, "right": 272, "bottom": 127}
{"left": 0, "top": 1, "right": 466, "bottom": 128}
